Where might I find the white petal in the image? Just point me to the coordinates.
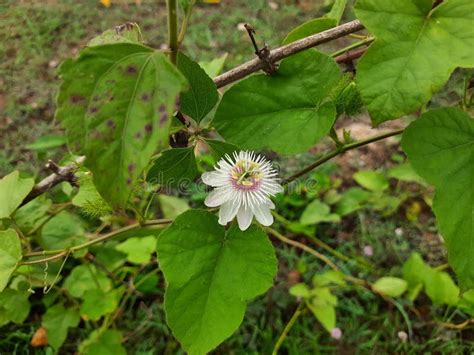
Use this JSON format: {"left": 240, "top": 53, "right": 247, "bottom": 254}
{"left": 266, "top": 200, "right": 275, "bottom": 209}
{"left": 204, "top": 188, "right": 231, "bottom": 207}
{"left": 202, "top": 171, "right": 227, "bottom": 187}
{"left": 218, "top": 201, "right": 239, "bottom": 225}
{"left": 237, "top": 206, "right": 253, "bottom": 231}
{"left": 252, "top": 204, "right": 274, "bottom": 226}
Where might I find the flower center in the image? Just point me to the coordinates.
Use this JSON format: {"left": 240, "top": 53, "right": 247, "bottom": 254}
{"left": 230, "top": 160, "right": 263, "bottom": 191}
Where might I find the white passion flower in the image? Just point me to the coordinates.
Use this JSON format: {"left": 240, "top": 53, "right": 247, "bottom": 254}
{"left": 202, "top": 151, "right": 283, "bottom": 231}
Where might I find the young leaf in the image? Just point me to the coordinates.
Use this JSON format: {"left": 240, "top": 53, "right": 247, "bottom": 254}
{"left": 146, "top": 147, "right": 198, "bottom": 187}
{"left": 401, "top": 108, "right": 474, "bottom": 289}
{"left": 115, "top": 236, "right": 157, "bottom": 264}
{"left": 56, "top": 43, "right": 187, "bottom": 207}
{"left": 213, "top": 50, "right": 341, "bottom": 154}
{"left": 372, "top": 277, "right": 407, "bottom": 297}
{"left": 157, "top": 210, "right": 277, "bottom": 354}
{"left": 177, "top": 53, "right": 219, "bottom": 123}
{"left": 42, "top": 304, "right": 80, "bottom": 351}
{"left": 0, "top": 229, "right": 22, "bottom": 292}
{"left": 0, "top": 171, "right": 34, "bottom": 219}
{"left": 79, "top": 329, "right": 126, "bottom": 355}
{"left": 300, "top": 200, "right": 341, "bottom": 225}
{"left": 63, "top": 264, "right": 112, "bottom": 298}
{"left": 355, "top": 0, "right": 474, "bottom": 125}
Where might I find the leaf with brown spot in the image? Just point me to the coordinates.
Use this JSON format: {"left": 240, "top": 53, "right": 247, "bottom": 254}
{"left": 56, "top": 43, "right": 188, "bottom": 207}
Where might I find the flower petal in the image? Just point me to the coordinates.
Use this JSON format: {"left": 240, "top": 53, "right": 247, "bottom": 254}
{"left": 218, "top": 201, "right": 239, "bottom": 225}
{"left": 237, "top": 206, "right": 253, "bottom": 231}
{"left": 252, "top": 204, "right": 274, "bottom": 226}
{"left": 202, "top": 171, "right": 227, "bottom": 187}
{"left": 204, "top": 188, "right": 231, "bottom": 207}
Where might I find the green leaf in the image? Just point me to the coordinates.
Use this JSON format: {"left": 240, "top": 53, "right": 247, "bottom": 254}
{"left": 0, "top": 229, "right": 22, "bottom": 292}
{"left": 402, "top": 252, "right": 430, "bottom": 300}
{"left": 387, "top": 163, "right": 426, "bottom": 185}
{"left": 79, "top": 329, "right": 126, "bottom": 355}
{"left": 335, "top": 187, "right": 370, "bottom": 216}
{"left": 14, "top": 197, "right": 52, "bottom": 233}
{"left": 115, "top": 236, "right": 157, "bottom": 264}
{"left": 0, "top": 171, "right": 34, "bottom": 219}
{"left": 157, "top": 210, "right": 277, "bottom": 354}
{"left": 355, "top": 0, "right": 474, "bottom": 124}
{"left": 199, "top": 53, "right": 228, "bottom": 78}
{"left": 373, "top": 277, "right": 407, "bottom": 297}
{"left": 327, "top": 0, "right": 347, "bottom": 24}
{"left": 42, "top": 304, "right": 80, "bottom": 350}
{"left": 158, "top": 194, "right": 190, "bottom": 219}
{"left": 26, "top": 135, "right": 67, "bottom": 151}
{"left": 353, "top": 170, "right": 389, "bottom": 192}
{"left": 88, "top": 23, "right": 143, "bottom": 46}
{"left": 425, "top": 271, "right": 459, "bottom": 305}
{"left": 72, "top": 172, "right": 112, "bottom": 217}
{"left": 63, "top": 264, "right": 112, "bottom": 298}
{"left": 214, "top": 50, "right": 340, "bottom": 154}
{"left": 282, "top": 18, "right": 336, "bottom": 45}
{"left": 57, "top": 43, "right": 187, "bottom": 207}
{"left": 401, "top": 107, "right": 474, "bottom": 289}
{"left": 312, "top": 270, "right": 346, "bottom": 287}
{"left": 146, "top": 147, "right": 198, "bottom": 187}
{"left": 204, "top": 139, "right": 240, "bottom": 161}
{"left": 177, "top": 53, "right": 218, "bottom": 123}
{"left": 289, "top": 283, "right": 310, "bottom": 298}
{"left": 81, "top": 288, "right": 121, "bottom": 321}
{"left": 300, "top": 200, "right": 340, "bottom": 225}
{"left": 308, "top": 287, "right": 337, "bottom": 331}
{"left": 0, "top": 288, "right": 30, "bottom": 326}
{"left": 40, "top": 211, "right": 86, "bottom": 250}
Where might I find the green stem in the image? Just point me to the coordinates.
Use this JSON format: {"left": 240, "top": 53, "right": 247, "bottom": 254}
{"left": 167, "top": 0, "right": 179, "bottom": 64}
{"left": 177, "top": 0, "right": 195, "bottom": 46}
{"left": 272, "top": 302, "right": 304, "bottom": 355}
{"left": 283, "top": 128, "right": 404, "bottom": 184}
{"left": 20, "top": 219, "right": 171, "bottom": 265}
{"left": 331, "top": 37, "right": 374, "bottom": 57}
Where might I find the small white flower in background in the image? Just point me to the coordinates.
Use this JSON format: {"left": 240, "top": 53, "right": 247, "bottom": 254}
{"left": 330, "top": 327, "right": 342, "bottom": 340}
{"left": 397, "top": 330, "right": 408, "bottom": 342}
{"left": 202, "top": 151, "right": 283, "bottom": 231}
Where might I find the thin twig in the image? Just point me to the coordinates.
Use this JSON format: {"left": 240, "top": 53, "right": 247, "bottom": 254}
{"left": 272, "top": 302, "right": 305, "bottom": 355}
{"left": 214, "top": 20, "right": 364, "bottom": 88}
{"left": 20, "top": 157, "right": 85, "bottom": 207}
{"left": 20, "top": 219, "right": 171, "bottom": 265}
{"left": 282, "top": 129, "right": 404, "bottom": 184}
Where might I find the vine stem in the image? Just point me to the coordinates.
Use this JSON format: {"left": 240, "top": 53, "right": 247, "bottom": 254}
{"left": 20, "top": 219, "right": 171, "bottom": 265}
{"left": 272, "top": 302, "right": 305, "bottom": 355}
{"left": 166, "top": 0, "right": 179, "bottom": 64}
{"left": 282, "top": 128, "right": 404, "bottom": 185}
{"left": 330, "top": 36, "right": 374, "bottom": 57}
{"left": 267, "top": 227, "right": 340, "bottom": 272}
{"left": 177, "top": 0, "right": 195, "bottom": 46}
